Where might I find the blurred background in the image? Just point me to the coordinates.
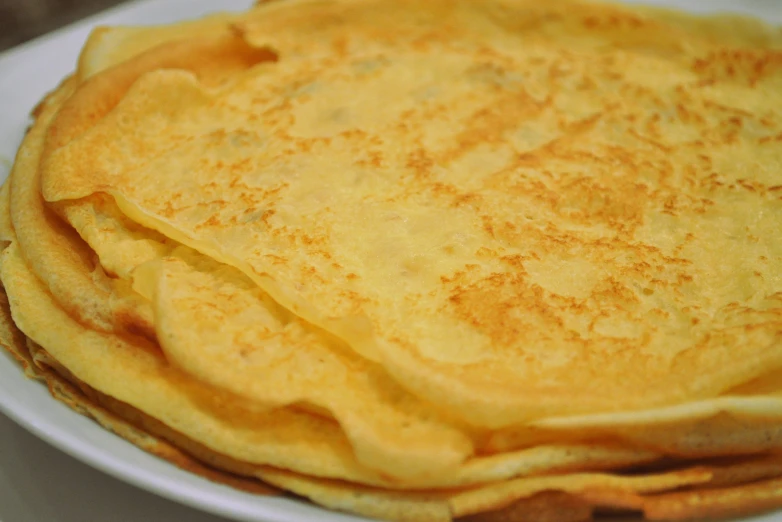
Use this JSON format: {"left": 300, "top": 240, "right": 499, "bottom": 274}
{"left": 0, "top": 0, "right": 128, "bottom": 51}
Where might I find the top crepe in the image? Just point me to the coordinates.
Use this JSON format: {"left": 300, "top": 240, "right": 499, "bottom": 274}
{"left": 41, "top": 0, "right": 782, "bottom": 428}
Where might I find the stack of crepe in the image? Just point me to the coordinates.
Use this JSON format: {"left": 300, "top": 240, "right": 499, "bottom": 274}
{"left": 1, "top": 0, "right": 782, "bottom": 520}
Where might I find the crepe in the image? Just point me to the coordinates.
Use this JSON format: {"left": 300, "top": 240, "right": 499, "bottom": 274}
{"left": 0, "top": 239, "right": 720, "bottom": 520}
{"left": 2, "top": 36, "right": 478, "bottom": 482}
{"left": 42, "top": 0, "right": 782, "bottom": 429}
{"left": 0, "top": 83, "right": 662, "bottom": 486}
{"left": 2, "top": 0, "right": 782, "bottom": 520}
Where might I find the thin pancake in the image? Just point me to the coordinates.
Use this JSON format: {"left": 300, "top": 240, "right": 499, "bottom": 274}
{"left": 638, "top": 475, "right": 782, "bottom": 521}
{"left": 469, "top": 454, "right": 782, "bottom": 522}
{"left": 0, "top": 179, "right": 13, "bottom": 245}
{"left": 5, "top": 1, "right": 782, "bottom": 520}
{"left": 488, "top": 380, "right": 782, "bottom": 456}
{"left": 0, "top": 239, "right": 396, "bottom": 486}
{"left": 256, "top": 464, "right": 712, "bottom": 522}
{"left": 0, "top": 277, "right": 278, "bottom": 494}
{"left": 1, "top": 237, "right": 665, "bottom": 488}
{"left": 43, "top": 0, "right": 782, "bottom": 426}
{"left": 0, "top": 299, "right": 715, "bottom": 522}
{"left": 149, "top": 248, "right": 474, "bottom": 480}
{"left": 579, "top": 455, "right": 782, "bottom": 521}
{"left": 28, "top": 8, "right": 659, "bottom": 481}
{"left": 28, "top": 41, "right": 480, "bottom": 479}
{"left": 0, "top": 281, "right": 712, "bottom": 522}
{"left": 4, "top": 35, "right": 663, "bottom": 488}
{"left": 44, "top": 185, "right": 479, "bottom": 482}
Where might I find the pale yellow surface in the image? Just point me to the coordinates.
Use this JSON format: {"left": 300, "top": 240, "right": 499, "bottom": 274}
{"left": 43, "top": 0, "right": 782, "bottom": 426}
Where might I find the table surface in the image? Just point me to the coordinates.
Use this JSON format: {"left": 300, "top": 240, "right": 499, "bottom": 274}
{"left": 1, "top": 1, "right": 782, "bottom": 522}
{"left": 0, "top": 0, "right": 130, "bottom": 52}
{"left": 0, "top": 414, "right": 233, "bottom": 522}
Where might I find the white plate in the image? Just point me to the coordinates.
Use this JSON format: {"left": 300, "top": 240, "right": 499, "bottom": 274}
{"left": 0, "top": 1, "right": 780, "bottom": 522}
